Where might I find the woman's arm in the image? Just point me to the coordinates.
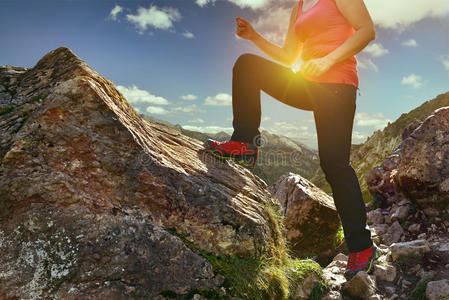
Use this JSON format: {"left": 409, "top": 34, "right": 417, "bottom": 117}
{"left": 300, "top": 0, "right": 375, "bottom": 77}
{"left": 246, "top": 3, "right": 302, "bottom": 66}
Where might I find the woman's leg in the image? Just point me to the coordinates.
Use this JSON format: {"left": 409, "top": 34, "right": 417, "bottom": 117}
{"left": 230, "top": 53, "right": 314, "bottom": 145}
{"left": 311, "top": 82, "right": 373, "bottom": 253}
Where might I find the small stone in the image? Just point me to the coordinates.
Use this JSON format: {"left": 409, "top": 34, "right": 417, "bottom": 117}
{"left": 343, "top": 272, "right": 376, "bottom": 299}
{"left": 322, "top": 290, "right": 342, "bottom": 300}
{"left": 407, "top": 264, "right": 421, "bottom": 275}
{"left": 423, "top": 207, "right": 439, "bottom": 217}
{"left": 390, "top": 239, "right": 431, "bottom": 261}
{"left": 417, "top": 232, "right": 426, "bottom": 239}
{"left": 368, "top": 208, "right": 384, "bottom": 224}
{"left": 391, "top": 205, "right": 409, "bottom": 222}
{"left": 407, "top": 223, "right": 420, "bottom": 233}
{"left": 417, "top": 269, "right": 436, "bottom": 280}
{"left": 374, "top": 264, "right": 397, "bottom": 282}
{"left": 426, "top": 280, "right": 449, "bottom": 300}
{"left": 383, "top": 221, "right": 404, "bottom": 245}
{"left": 391, "top": 293, "right": 399, "bottom": 299}
{"left": 402, "top": 279, "right": 412, "bottom": 289}
{"left": 372, "top": 224, "right": 389, "bottom": 235}
{"left": 385, "top": 286, "right": 396, "bottom": 294}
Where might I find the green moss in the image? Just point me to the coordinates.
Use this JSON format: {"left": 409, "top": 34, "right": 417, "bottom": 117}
{"left": 20, "top": 111, "right": 30, "bottom": 123}
{"left": 160, "top": 290, "right": 178, "bottom": 298}
{"left": 401, "top": 220, "right": 411, "bottom": 230}
{"left": 309, "top": 281, "right": 328, "bottom": 300}
{"left": 409, "top": 203, "right": 419, "bottom": 216}
{"left": 332, "top": 224, "right": 344, "bottom": 249}
{"left": 6, "top": 88, "right": 16, "bottom": 98}
{"left": 0, "top": 104, "right": 16, "bottom": 115}
{"left": 370, "top": 193, "right": 386, "bottom": 209}
{"left": 166, "top": 199, "right": 327, "bottom": 300}
{"left": 411, "top": 278, "right": 431, "bottom": 300}
{"left": 395, "top": 254, "right": 422, "bottom": 268}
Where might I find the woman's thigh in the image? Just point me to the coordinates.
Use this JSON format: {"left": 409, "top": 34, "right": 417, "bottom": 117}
{"left": 312, "top": 83, "right": 357, "bottom": 166}
{"left": 234, "top": 53, "right": 315, "bottom": 111}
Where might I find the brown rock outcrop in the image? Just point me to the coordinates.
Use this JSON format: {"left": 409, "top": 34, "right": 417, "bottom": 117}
{"left": 366, "top": 107, "right": 449, "bottom": 214}
{"left": 0, "top": 46, "right": 281, "bottom": 297}
{"left": 268, "top": 172, "right": 341, "bottom": 265}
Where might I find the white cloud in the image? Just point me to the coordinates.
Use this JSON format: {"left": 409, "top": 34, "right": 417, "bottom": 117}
{"left": 227, "top": 0, "right": 270, "bottom": 10}
{"left": 196, "top": 0, "right": 270, "bottom": 9}
{"left": 182, "top": 125, "right": 234, "bottom": 134}
{"left": 352, "top": 130, "right": 369, "bottom": 144}
{"left": 252, "top": 5, "right": 291, "bottom": 46}
{"left": 117, "top": 85, "right": 170, "bottom": 105}
{"left": 354, "top": 112, "right": 391, "bottom": 130}
{"left": 402, "top": 39, "right": 418, "bottom": 47}
{"left": 109, "top": 5, "right": 123, "bottom": 21}
{"left": 364, "top": 0, "right": 449, "bottom": 31}
{"left": 183, "top": 30, "right": 195, "bottom": 39}
{"left": 181, "top": 94, "right": 198, "bottom": 100}
{"left": 204, "top": 93, "right": 232, "bottom": 106}
{"left": 269, "top": 121, "right": 316, "bottom": 140}
{"left": 172, "top": 104, "right": 206, "bottom": 114}
{"left": 188, "top": 118, "right": 205, "bottom": 123}
{"left": 356, "top": 57, "right": 378, "bottom": 72}
{"left": 196, "top": 0, "right": 214, "bottom": 7}
{"left": 401, "top": 73, "right": 423, "bottom": 88}
{"left": 146, "top": 106, "right": 170, "bottom": 115}
{"left": 262, "top": 116, "right": 271, "bottom": 121}
{"left": 126, "top": 5, "right": 181, "bottom": 34}
{"left": 362, "top": 43, "right": 389, "bottom": 57}
{"left": 440, "top": 55, "right": 449, "bottom": 73}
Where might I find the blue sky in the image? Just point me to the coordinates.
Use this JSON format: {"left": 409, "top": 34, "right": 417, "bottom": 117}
{"left": 1, "top": 0, "right": 448, "bottom": 150}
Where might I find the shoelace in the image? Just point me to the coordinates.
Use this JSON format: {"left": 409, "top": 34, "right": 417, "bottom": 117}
{"left": 346, "top": 252, "right": 359, "bottom": 271}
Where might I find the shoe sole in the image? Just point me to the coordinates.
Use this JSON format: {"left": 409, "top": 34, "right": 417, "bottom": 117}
{"left": 205, "top": 149, "right": 257, "bottom": 169}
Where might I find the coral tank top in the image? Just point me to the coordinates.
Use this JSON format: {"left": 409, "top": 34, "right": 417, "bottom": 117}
{"left": 295, "top": 0, "right": 359, "bottom": 87}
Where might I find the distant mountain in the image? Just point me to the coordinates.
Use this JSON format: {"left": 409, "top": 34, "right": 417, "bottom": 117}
{"left": 140, "top": 114, "right": 320, "bottom": 187}
{"left": 309, "top": 90, "right": 449, "bottom": 202}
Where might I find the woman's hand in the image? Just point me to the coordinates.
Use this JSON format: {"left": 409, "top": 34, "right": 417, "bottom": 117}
{"left": 235, "top": 17, "right": 256, "bottom": 41}
{"left": 299, "top": 56, "right": 335, "bottom": 77}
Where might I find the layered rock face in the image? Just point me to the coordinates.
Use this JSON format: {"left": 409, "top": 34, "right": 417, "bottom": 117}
{"left": 310, "top": 90, "right": 449, "bottom": 203}
{"left": 365, "top": 107, "right": 449, "bottom": 241}
{"left": 355, "top": 106, "right": 449, "bottom": 299}
{"left": 0, "top": 47, "right": 281, "bottom": 298}
{"left": 269, "top": 172, "right": 341, "bottom": 265}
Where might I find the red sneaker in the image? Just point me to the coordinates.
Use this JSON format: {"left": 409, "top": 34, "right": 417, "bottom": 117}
{"left": 204, "top": 139, "right": 258, "bottom": 168}
{"left": 344, "top": 244, "right": 380, "bottom": 280}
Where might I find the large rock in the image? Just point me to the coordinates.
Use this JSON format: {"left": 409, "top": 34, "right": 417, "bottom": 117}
{"left": 0, "top": 206, "right": 223, "bottom": 298}
{"left": 367, "top": 107, "right": 449, "bottom": 215}
{"left": 0, "top": 47, "right": 281, "bottom": 297}
{"left": 394, "top": 107, "right": 449, "bottom": 213}
{"left": 269, "top": 172, "right": 340, "bottom": 264}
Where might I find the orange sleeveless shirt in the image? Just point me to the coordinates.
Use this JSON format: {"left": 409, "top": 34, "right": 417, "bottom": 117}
{"left": 295, "top": 0, "right": 359, "bottom": 87}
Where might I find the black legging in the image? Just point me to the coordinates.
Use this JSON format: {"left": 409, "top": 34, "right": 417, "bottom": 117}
{"left": 230, "top": 53, "right": 373, "bottom": 253}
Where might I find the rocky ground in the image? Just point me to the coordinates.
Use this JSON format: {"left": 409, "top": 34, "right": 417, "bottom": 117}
{"left": 1, "top": 46, "right": 448, "bottom": 300}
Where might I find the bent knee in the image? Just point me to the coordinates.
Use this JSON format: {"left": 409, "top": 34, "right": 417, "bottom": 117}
{"left": 233, "top": 53, "right": 259, "bottom": 72}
